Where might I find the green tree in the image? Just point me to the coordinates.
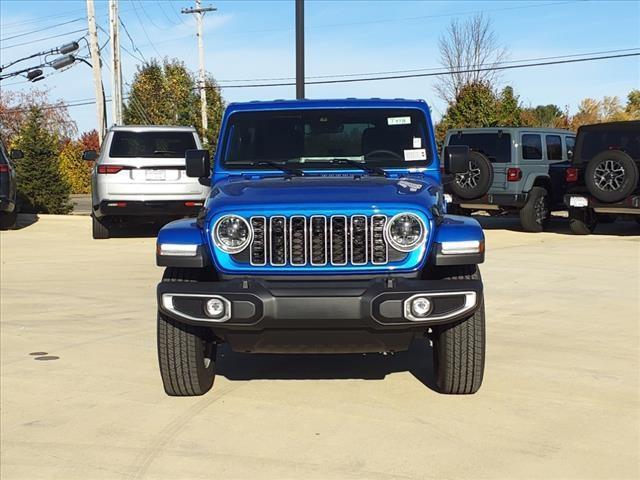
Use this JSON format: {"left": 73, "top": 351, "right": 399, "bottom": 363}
{"left": 625, "top": 89, "right": 640, "bottom": 118}
{"left": 436, "top": 82, "right": 500, "bottom": 143}
{"left": 123, "top": 58, "right": 225, "bottom": 150}
{"left": 496, "top": 86, "right": 522, "bottom": 126}
{"left": 521, "top": 104, "right": 568, "bottom": 128}
{"left": 13, "top": 107, "right": 71, "bottom": 214}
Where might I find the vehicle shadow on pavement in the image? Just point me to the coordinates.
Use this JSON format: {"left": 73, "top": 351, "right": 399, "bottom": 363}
{"left": 13, "top": 213, "right": 39, "bottom": 230}
{"left": 216, "top": 340, "right": 438, "bottom": 391}
{"left": 108, "top": 223, "right": 164, "bottom": 238}
{"left": 475, "top": 215, "right": 640, "bottom": 237}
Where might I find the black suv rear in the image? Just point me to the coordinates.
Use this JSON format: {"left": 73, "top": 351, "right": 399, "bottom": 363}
{"left": 564, "top": 121, "right": 640, "bottom": 234}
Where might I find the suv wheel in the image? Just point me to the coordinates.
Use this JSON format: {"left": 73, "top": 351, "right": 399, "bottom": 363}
{"left": 92, "top": 215, "right": 110, "bottom": 239}
{"left": 568, "top": 207, "right": 597, "bottom": 235}
{"left": 449, "top": 151, "right": 494, "bottom": 200}
{"left": 430, "top": 265, "right": 485, "bottom": 395}
{"left": 157, "top": 267, "right": 217, "bottom": 396}
{"left": 519, "top": 186, "right": 550, "bottom": 232}
{"left": 585, "top": 150, "right": 638, "bottom": 203}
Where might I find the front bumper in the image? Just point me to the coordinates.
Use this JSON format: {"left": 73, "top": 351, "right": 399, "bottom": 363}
{"left": 95, "top": 200, "right": 205, "bottom": 217}
{"left": 157, "top": 277, "right": 483, "bottom": 353}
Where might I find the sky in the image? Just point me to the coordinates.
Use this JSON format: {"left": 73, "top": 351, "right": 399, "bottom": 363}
{"left": 1, "top": 0, "right": 639, "bottom": 135}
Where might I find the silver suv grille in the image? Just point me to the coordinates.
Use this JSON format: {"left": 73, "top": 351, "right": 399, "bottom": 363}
{"left": 249, "top": 215, "right": 389, "bottom": 266}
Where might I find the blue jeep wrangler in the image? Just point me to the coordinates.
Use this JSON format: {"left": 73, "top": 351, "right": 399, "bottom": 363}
{"left": 155, "top": 99, "right": 486, "bottom": 396}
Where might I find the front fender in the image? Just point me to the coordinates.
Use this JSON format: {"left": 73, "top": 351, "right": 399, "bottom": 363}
{"left": 156, "top": 218, "right": 210, "bottom": 268}
{"left": 431, "top": 215, "right": 485, "bottom": 266}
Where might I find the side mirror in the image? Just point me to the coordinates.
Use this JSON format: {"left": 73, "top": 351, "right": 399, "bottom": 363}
{"left": 567, "top": 149, "right": 573, "bottom": 160}
{"left": 9, "top": 149, "right": 23, "bottom": 160}
{"left": 185, "top": 149, "right": 211, "bottom": 178}
{"left": 82, "top": 150, "right": 98, "bottom": 161}
{"left": 443, "top": 145, "right": 470, "bottom": 174}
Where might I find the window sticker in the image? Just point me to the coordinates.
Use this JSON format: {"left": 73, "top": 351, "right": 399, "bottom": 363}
{"left": 413, "top": 137, "right": 422, "bottom": 148}
{"left": 387, "top": 116, "right": 411, "bottom": 126}
{"left": 404, "top": 148, "right": 427, "bottom": 161}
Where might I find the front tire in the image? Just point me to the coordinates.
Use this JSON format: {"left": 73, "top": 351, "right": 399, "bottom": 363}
{"left": 519, "top": 186, "right": 550, "bottom": 232}
{"left": 431, "top": 265, "right": 485, "bottom": 395}
{"left": 157, "top": 267, "right": 216, "bottom": 396}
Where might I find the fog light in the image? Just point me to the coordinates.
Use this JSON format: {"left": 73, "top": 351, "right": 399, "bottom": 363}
{"left": 205, "top": 298, "right": 226, "bottom": 319}
{"left": 410, "top": 297, "right": 432, "bottom": 318}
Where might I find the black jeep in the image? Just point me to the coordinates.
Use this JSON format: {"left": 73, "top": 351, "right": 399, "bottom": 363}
{"left": 564, "top": 121, "right": 640, "bottom": 234}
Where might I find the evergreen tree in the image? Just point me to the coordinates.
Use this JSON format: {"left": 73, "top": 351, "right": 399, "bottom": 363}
{"left": 13, "top": 107, "right": 71, "bottom": 214}
{"left": 497, "top": 86, "right": 522, "bottom": 126}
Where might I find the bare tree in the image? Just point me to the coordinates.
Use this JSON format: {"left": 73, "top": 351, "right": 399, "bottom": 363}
{"left": 435, "top": 14, "right": 508, "bottom": 104}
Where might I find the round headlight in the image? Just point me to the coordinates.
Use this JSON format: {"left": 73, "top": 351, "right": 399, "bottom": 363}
{"left": 385, "top": 213, "right": 426, "bottom": 252}
{"left": 213, "top": 215, "right": 252, "bottom": 254}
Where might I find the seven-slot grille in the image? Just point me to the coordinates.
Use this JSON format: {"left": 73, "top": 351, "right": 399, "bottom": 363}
{"left": 248, "top": 215, "right": 389, "bottom": 266}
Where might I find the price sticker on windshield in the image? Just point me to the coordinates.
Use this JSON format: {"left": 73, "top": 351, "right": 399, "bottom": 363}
{"left": 387, "top": 116, "right": 411, "bottom": 126}
{"left": 404, "top": 149, "right": 427, "bottom": 161}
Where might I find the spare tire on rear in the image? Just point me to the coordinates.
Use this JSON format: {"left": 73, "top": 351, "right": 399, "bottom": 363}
{"left": 585, "top": 150, "right": 638, "bottom": 203}
{"left": 449, "top": 151, "right": 494, "bottom": 200}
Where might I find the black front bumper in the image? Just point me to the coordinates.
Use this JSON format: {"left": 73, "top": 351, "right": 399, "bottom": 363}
{"left": 95, "top": 200, "right": 204, "bottom": 217}
{"left": 158, "top": 277, "right": 483, "bottom": 353}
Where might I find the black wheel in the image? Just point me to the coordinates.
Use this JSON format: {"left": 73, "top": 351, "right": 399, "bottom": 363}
{"left": 585, "top": 150, "right": 638, "bottom": 203}
{"left": 431, "top": 265, "right": 485, "bottom": 395}
{"left": 449, "top": 151, "right": 493, "bottom": 200}
{"left": 519, "top": 186, "right": 550, "bottom": 232}
{"left": 569, "top": 207, "right": 597, "bottom": 235}
{"left": 92, "top": 215, "right": 110, "bottom": 239}
{"left": 157, "top": 267, "right": 216, "bottom": 396}
{"left": 0, "top": 210, "right": 17, "bottom": 230}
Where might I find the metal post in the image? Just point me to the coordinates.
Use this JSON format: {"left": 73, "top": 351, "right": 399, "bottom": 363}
{"left": 295, "top": 0, "right": 305, "bottom": 99}
{"left": 182, "top": 1, "right": 216, "bottom": 143}
{"left": 108, "top": 0, "right": 123, "bottom": 125}
{"left": 86, "top": 0, "right": 106, "bottom": 143}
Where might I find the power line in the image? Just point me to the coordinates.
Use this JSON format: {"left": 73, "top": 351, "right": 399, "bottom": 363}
{"left": 156, "top": 1, "right": 180, "bottom": 26}
{"left": 216, "top": 48, "right": 640, "bottom": 83}
{"left": 4, "top": 50, "right": 636, "bottom": 113}
{"left": 208, "top": 52, "right": 640, "bottom": 89}
{"left": 130, "top": 0, "right": 163, "bottom": 57}
{"left": 118, "top": 19, "right": 147, "bottom": 63}
{"left": 0, "top": 18, "right": 85, "bottom": 42}
{"left": 1, "top": 28, "right": 88, "bottom": 51}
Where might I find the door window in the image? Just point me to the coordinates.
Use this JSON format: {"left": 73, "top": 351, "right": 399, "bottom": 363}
{"left": 546, "top": 135, "right": 562, "bottom": 161}
{"left": 522, "top": 134, "right": 542, "bottom": 160}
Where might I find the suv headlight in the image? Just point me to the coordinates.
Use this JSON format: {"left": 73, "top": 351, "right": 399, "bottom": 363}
{"left": 213, "top": 215, "right": 252, "bottom": 254}
{"left": 384, "top": 213, "right": 427, "bottom": 252}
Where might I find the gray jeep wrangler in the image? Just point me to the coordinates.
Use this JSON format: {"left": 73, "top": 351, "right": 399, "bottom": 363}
{"left": 443, "top": 127, "right": 575, "bottom": 232}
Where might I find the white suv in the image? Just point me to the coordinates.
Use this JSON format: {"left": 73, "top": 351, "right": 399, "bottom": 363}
{"left": 85, "top": 125, "right": 209, "bottom": 239}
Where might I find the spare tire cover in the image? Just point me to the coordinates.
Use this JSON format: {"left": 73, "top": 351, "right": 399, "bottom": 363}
{"left": 450, "top": 151, "right": 494, "bottom": 200}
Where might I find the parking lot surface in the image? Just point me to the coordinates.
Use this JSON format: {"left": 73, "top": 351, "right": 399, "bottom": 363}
{"left": 1, "top": 215, "right": 638, "bottom": 479}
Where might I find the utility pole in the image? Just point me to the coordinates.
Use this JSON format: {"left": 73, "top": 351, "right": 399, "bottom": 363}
{"left": 182, "top": 1, "right": 216, "bottom": 143}
{"left": 108, "top": 0, "right": 123, "bottom": 125}
{"left": 295, "top": 0, "right": 305, "bottom": 99}
{"left": 86, "top": 0, "right": 106, "bottom": 143}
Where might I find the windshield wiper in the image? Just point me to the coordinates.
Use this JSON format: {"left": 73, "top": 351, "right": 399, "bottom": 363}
{"left": 330, "top": 158, "right": 388, "bottom": 177}
{"left": 255, "top": 161, "right": 304, "bottom": 176}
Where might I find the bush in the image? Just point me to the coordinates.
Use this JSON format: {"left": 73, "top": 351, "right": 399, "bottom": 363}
{"left": 13, "top": 107, "right": 71, "bottom": 214}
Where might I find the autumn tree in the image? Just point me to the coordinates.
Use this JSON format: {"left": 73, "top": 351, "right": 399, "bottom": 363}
{"left": 59, "top": 139, "right": 92, "bottom": 194}
{"left": 0, "top": 89, "right": 76, "bottom": 144}
{"left": 12, "top": 107, "right": 71, "bottom": 214}
{"left": 625, "top": 89, "right": 640, "bottom": 118}
{"left": 435, "top": 14, "right": 508, "bottom": 103}
{"left": 521, "top": 104, "right": 569, "bottom": 128}
{"left": 124, "top": 58, "right": 225, "bottom": 149}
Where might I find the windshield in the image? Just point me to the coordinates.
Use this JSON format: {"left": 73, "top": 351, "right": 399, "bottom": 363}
{"left": 109, "top": 131, "right": 197, "bottom": 158}
{"left": 447, "top": 132, "right": 512, "bottom": 163}
{"left": 222, "top": 108, "right": 431, "bottom": 170}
